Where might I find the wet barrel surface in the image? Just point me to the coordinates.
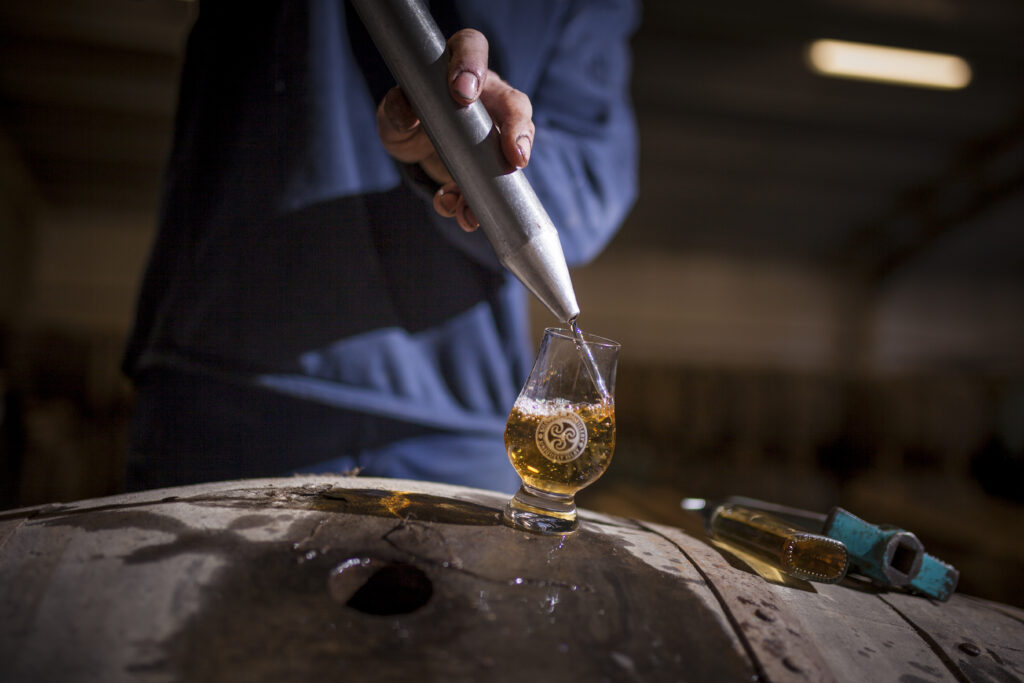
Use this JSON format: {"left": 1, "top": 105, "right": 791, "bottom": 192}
{"left": 1, "top": 477, "right": 1021, "bottom": 682}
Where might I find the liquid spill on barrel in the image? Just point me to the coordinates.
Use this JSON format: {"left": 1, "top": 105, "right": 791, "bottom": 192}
{"left": 546, "top": 534, "right": 568, "bottom": 565}
{"left": 317, "top": 488, "right": 503, "bottom": 526}
{"left": 34, "top": 486, "right": 754, "bottom": 682}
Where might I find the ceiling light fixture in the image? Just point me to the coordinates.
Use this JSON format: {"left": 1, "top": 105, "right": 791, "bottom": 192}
{"left": 806, "top": 39, "right": 971, "bottom": 90}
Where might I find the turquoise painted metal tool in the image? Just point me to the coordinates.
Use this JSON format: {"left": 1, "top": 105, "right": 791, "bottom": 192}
{"left": 693, "top": 496, "right": 959, "bottom": 601}
{"left": 823, "top": 508, "right": 924, "bottom": 587}
{"left": 910, "top": 553, "right": 960, "bottom": 602}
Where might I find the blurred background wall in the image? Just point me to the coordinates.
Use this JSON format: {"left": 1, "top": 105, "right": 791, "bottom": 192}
{"left": 1, "top": 0, "right": 1021, "bottom": 606}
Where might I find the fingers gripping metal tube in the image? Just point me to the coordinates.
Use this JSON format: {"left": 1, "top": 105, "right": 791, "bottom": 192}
{"left": 351, "top": 0, "right": 580, "bottom": 323}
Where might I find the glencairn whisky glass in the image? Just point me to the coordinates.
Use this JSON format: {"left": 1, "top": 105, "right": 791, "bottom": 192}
{"left": 502, "top": 327, "right": 619, "bottom": 534}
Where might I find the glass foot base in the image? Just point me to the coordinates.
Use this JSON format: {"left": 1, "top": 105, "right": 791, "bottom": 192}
{"left": 502, "top": 484, "right": 579, "bottom": 535}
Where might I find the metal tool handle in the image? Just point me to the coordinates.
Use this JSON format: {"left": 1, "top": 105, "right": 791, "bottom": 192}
{"left": 351, "top": 0, "right": 580, "bottom": 322}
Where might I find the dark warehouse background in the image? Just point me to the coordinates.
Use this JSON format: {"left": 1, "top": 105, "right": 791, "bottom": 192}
{"left": 1, "top": 0, "right": 1022, "bottom": 607}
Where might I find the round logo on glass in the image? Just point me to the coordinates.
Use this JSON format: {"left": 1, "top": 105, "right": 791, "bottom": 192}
{"left": 535, "top": 414, "right": 588, "bottom": 463}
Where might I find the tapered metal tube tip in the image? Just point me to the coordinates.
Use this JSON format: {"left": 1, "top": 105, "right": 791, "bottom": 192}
{"left": 502, "top": 231, "right": 579, "bottom": 323}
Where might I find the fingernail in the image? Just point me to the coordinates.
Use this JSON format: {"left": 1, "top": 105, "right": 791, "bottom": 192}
{"left": 453, "top": 71, "right": 479, "bottom": 101}
{"left": 515, "top": 135, "right": 532, "bottom": 168}
{"left": 438, "top": 188, "right": 459, "bottom": 214}
{"left": 464, "top": 206, "right": 479, "bottom": 229}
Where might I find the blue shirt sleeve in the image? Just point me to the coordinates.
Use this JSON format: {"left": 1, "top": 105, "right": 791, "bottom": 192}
{"left": 522, "top": 0, "right": 640, "bottom": 265}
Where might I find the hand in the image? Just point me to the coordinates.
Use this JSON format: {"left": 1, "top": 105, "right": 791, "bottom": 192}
{"left": 376, "top": 28, "right": 535, "bottom": 232}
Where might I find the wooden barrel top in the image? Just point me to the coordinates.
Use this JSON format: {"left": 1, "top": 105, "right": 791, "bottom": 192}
{"left": 1, "top": 476, "right": 1021, "bottom": 682}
